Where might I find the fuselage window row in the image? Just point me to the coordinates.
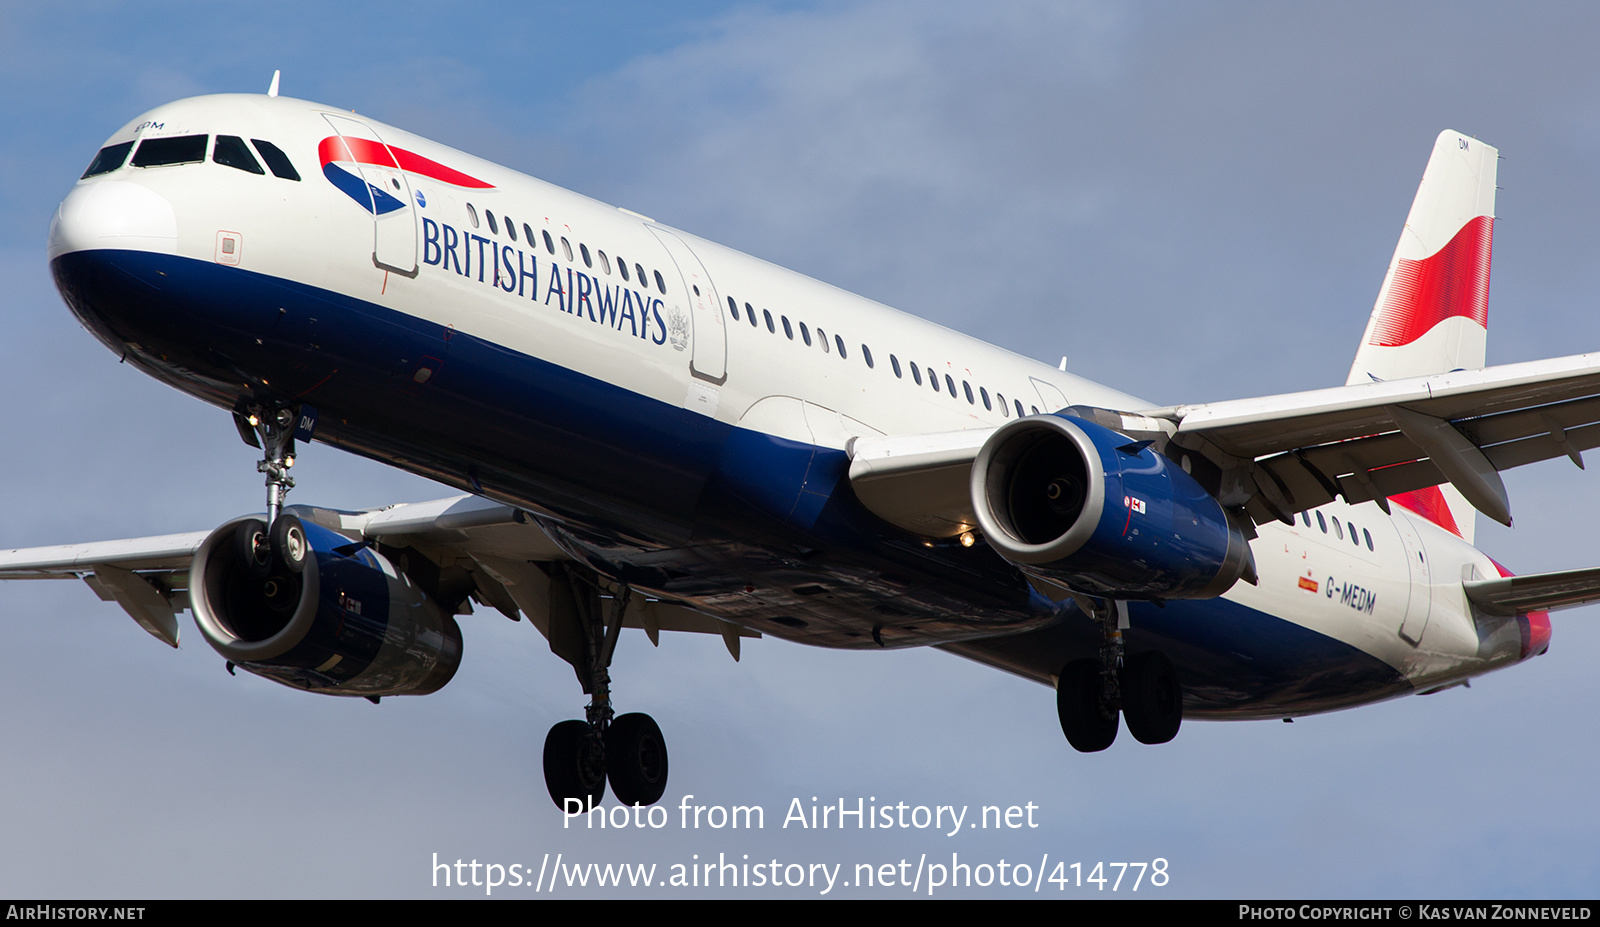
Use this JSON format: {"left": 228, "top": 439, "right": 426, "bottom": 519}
{"left": 463, "top": 208, "right": 666, "bottom": 295}
{"left": 1301, "top": 510, "right": 1376, "bottom": 551}
{"left": 713, "top": 299, "right": 1018, "bottom": 421}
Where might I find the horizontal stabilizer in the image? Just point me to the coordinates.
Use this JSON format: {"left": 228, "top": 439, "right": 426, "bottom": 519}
{"left": 1463, "top": 566, "right": 1600, "bottom": 616}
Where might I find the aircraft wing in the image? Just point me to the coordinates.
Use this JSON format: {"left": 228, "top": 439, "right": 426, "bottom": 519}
{"left": 0, "top": 494, "right": 755, "bottom": 653}
{"left": 847, "top": 351, "right": 1600, "bottom": 534}
{"left": 1463, "top": 566, "right": 1600, "bottom": 617}
{"left": 0, "top": 532, "right": 211, "bottom": 648}
{"left": 1156, "top": 351, "right": 1600, "bottom": 526}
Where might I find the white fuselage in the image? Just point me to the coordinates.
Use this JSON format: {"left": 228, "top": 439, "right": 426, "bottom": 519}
{"left": 48, "top": 94, "right": 1543, "bottom": 718}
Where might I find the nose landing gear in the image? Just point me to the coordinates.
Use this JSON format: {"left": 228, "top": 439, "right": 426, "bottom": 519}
{"left": 234, "top": 402, "right": 303, "bottom": 528}
{"left": 228, "top": 400, "right": 313, "bottom": 604}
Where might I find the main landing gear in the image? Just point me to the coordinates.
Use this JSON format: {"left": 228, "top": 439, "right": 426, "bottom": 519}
{"left": 1056, "top": 598, "right": 1183, "bottom": 752}
{"left": 541, "top": 566, "right": 669, "bottom": 811}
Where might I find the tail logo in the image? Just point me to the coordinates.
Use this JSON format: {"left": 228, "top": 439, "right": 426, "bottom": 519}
{"left": 1388, "top": 485, "right": 1463, "bottom": 538}
{"left": 1368, "top": 215, "right": 1493, "bottom": 347}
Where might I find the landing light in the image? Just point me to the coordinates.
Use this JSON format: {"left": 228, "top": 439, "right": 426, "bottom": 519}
{"left": 959, "top": 531, "right": 976, "bottom": 548}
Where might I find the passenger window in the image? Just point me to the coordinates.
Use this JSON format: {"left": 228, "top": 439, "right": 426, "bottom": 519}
{"left": 560, "top": 237, "right": 573, "bottom": 261}
{"left": 1348, "top": 522, "right": 1359, "bottom": 545}
{"left": 1364, "top": 528, "right": 1374, "bottom": 551}
{"left": 910, "top": 361, "right": 922, "bottom": 385}
{"left": 930, "top": 370, "right": 940, "bottom": 393}
{"left": 745, "top": 302, "right": 757, "bottom": 327}
{"left": 465, "top": 203, "right": 480, "bottom": 228}
{"left": 862, "top": 345, "right": 874, "bottom": 368}
{"left": 506, "top": 218, "right": 518, "bottom": 242}
{"left": 727, "top": 297, "right": 740, "bottom": 321}
{"left": 212, "top": 136, "right": 263, "bottom": 174}
{"left": 598, "top": 251, "right": 611, "bottom": 274}
{"left": 800, "top": 322, "right": 812, "bottom": 346}
{"left": 1031, "top": 405, "right": 1040, "bottom": 415}
{"left": 891, "top": 355, "right": 902, "bottom": 378}
{"left": 250, "top": 140, "right": 301, "bottom": 180}
{"left": 635, "top": 262, "right": 647, "bottom": 284}
{"left": 580, "top": 243, "right": 592, "bottom": 268}
{"left": 543, "top": 230, "right": 556, "bottom": 254}
{"left": 654, "top": 270, "right": 666, "bottom": 294}
{"left": 1333, "top": 519, "right": 1344, "bottom": 541}
{"left": 1316, "top": 511, "right": 1327, "bottom": 533}
{"left": 980, "top": 387, "right": 991, "bottom": 411}
{"left": 1015, "top": 400, "right": 1024, "bottom": 418}
{"left": 835, "top": 335, "right": 848, "bottom": 359}
{"left": 1301, "top": 512, "right": 1311, "bottom": 528}
{"left": 82, "top": 141, "right": 135, "bottom": 178}
{"left": 132, "top": 135, "right": 208, "bottom": 167}
{"left": 819, "top": 329, "right": 830, "bottom": 353}
{"left": 486, "top": 210, "right": 500, "bottom": 235}
{"left": 782, "top": 316, "right": 794, "bottom": 340}
{"left": 999, "top": 394, "right": 1009, "bottom": 417}
{"left": 963, "top": 381, "right": 974, "bottom": 404}
{"left": 946, "top": 375, "right": 957, "bottom": 397}
{"left": 762, "top": 310, "right": 775, "bottom": 333}
{"left": 524, "top": 223, "right": 536, "bottom": 244}
{"left": 618, "top": 257, "right": 630, "bottom": 281}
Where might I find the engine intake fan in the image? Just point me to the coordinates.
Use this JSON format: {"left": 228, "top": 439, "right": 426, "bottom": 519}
{"left": 970, "top": 414, "right": 1255, "bottom": 599}
{"left": 190, "top": 515, "right": 462, "bottom": 696}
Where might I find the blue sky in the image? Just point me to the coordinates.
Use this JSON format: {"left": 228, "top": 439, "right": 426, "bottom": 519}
{"left": 1, "top": 1, "right": 1598, "bottom": 898}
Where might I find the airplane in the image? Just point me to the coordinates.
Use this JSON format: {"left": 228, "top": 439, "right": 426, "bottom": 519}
{"left": 15, "top": 79, "right": 1600, "bottom": 812}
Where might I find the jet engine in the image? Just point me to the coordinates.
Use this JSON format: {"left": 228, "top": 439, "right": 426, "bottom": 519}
{"left": 189, "top": 515, "right": 462, "bottom": 696}
{"left": 970, "top": 413, "right": 1255, "bottom": 599}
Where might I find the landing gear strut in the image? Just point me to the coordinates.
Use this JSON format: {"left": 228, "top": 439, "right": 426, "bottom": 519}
{"left": 229, "top": 401, "right": 310, "bottom": 591}
{"left": 232, "top": 400, "right": 304, "bottom": 536}
{"left": 542, "top": 568, "right": 668, "bottom": 810}
{"left": 1056, "top": 598, "right": 1183, "bottom": 751}
{"left": 244, "top": 404, "right": 299, "bottom": 527}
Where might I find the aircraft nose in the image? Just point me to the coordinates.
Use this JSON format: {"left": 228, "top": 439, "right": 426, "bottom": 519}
{"left": 48, "top": 180, "right": 177, "bottom": 261}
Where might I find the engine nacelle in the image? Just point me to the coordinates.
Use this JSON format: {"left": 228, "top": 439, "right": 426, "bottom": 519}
{"left": 190, "top": 516, "right": 462, "bottom": 696}
{"left": 971, "top": 414, "right": 1255, "bottom": 599}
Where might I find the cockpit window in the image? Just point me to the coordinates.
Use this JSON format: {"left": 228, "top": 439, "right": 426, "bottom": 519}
{"left": 82, "top": 141, "right": 134, "bottom": 179}
{"left": 212, "top": 135, "right": 264, "bottom": 175}
{"left": 250, "top": 139, "right": 301, "bottom": 181}
{"left": 131, "top": 135, "right": 208, "bottom": 167}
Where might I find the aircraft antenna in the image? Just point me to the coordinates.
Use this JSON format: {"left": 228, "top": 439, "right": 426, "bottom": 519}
{"left": 267, "top": 70, "right": 280, "bottom": 98}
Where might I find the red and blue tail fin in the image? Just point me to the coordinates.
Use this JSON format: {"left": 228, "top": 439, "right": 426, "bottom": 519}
{"left": 1349, "top": 130, "right": 1498, "bottom": 543}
